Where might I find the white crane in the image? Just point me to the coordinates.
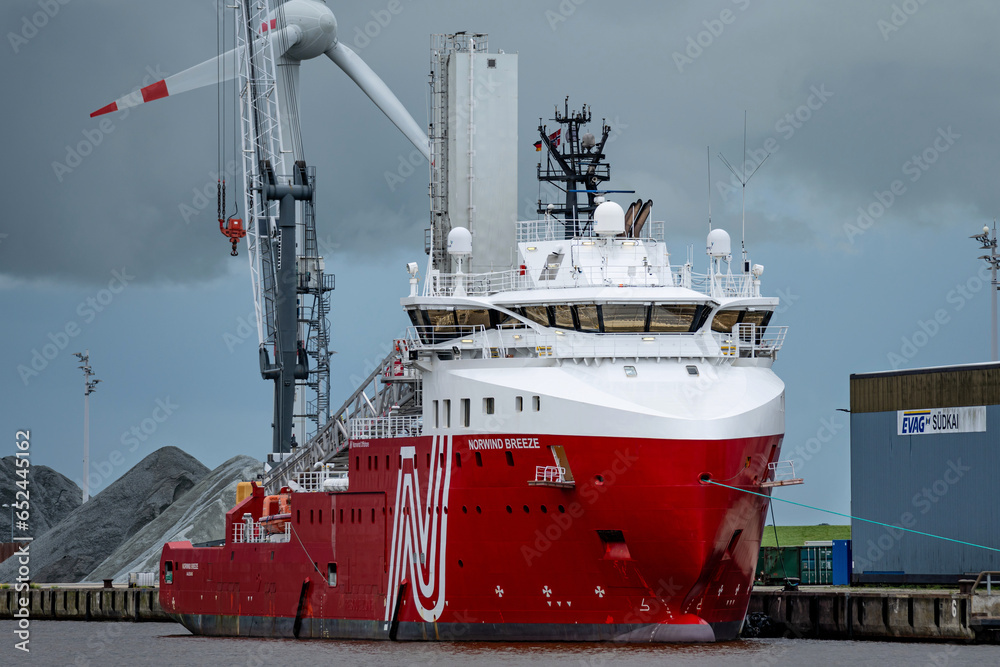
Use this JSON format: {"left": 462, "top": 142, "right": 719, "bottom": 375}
{"left": 91, "top": 0, "right": 429, "bottom": 456}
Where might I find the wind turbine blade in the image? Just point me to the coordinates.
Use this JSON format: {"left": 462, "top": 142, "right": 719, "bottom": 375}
{"left": 91, "top": 26, "right": 302, "bottom": 117}
{"left": 325, "top": 42, "right": 430, "bottom": 161}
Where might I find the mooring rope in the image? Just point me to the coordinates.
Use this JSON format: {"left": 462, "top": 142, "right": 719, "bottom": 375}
{"left": 706, "top": 479, "right": 1000, "bottom": 553}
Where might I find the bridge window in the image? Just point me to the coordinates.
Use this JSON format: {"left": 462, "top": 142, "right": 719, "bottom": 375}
{"left": 711, "top": 308, "right": 772, "bottom": 334}
{"left": 532, "top": 395, "right": 541, "bottom": 411}
{"left": 443, "top": 400, "right": 451, "bottom": 428}
{"left": 552, "top": 304, "right": 574, "bottom": 329}
{"left": 521, "top": 305, "right": 551, "bottom": 327}
{"left": 575, "top": 304, "right": 600, "bottom": 332}
{"left": 515, "top": 396, "right": 523, "bottom": 412}
{"left": 426, "top": 309, "right": 458, "bottom": 330}
{"left": 461, "top": 398, "right": 470, "bottom": 427}
{"left": 649, "top": 304, "right": 700, "bottom": 332}
{"left": 711, "top": 309, "right": 741, "bottom": 333}
{"left": 484, "top": 397, "right": 495, "bottom": 414}
{"left": 412, "top": 307, "right": 522, "bottom": 343}
{"left": 455, "top": 309, "right": 491, "bottom": 328}
{"left": 490, "top": 309, "right": 523, "bottom": 328}
{"left": 601, "top": 304, "right": 648, "bottom": 332}
{"left": 433, "top": 400, "right": 439, "bottom": 428}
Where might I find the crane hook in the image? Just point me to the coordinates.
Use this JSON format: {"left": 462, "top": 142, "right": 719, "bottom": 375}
{"left": 220, "top": 217, "right": 246, "bottom": 257}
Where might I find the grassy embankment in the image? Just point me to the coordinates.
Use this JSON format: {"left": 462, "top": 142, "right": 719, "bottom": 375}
{"left": 760, "top": 525, "right": 851, "bottom": 547}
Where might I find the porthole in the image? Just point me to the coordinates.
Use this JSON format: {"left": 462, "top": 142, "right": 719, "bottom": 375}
{"left": 506, "top": 505, "right": 512, "bottom": 514}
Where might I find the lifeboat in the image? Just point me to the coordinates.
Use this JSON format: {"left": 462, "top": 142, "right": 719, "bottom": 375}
{"left": 259, "top": 491, "right": 291, "bottom": 534}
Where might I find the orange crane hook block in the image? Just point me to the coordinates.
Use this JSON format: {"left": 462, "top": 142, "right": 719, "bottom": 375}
{"left": 220, "top": 217, "right": 246, "bottom": 256}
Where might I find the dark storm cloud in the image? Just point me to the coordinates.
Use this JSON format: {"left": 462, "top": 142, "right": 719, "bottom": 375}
{"left": 3, "top": 0, "right": 1000, "bottom": 286}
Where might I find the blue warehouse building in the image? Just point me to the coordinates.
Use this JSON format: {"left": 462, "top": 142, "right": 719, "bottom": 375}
{"left": 850, "top": 362, "right": 1000, "bottom": 584}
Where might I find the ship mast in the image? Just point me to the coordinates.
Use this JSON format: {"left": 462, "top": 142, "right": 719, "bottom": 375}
{"left": 536, "top": 97, "right": 611, "bottom": 237}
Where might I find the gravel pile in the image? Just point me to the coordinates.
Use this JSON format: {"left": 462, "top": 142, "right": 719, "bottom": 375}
{"left": 85, "top": 454, "right": 262, "bottom": 583}
{"left": 0, "top": 456, "right": 81, "bottom": 539}
{"left": 0, "top": 446, "right": 208, "bottom": 583}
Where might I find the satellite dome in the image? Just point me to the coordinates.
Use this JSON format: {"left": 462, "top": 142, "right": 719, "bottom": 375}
{"left": 707, "top": 228, "right": 731, "bottom": 258}
{"left": 447, "top": 227, "right": 473, "bottom": 255}
{"left": 593, "top": 201, "right": 625, "bottom": 236}
{"left": 581, "top": 132, "right": 596, "bottom": 149}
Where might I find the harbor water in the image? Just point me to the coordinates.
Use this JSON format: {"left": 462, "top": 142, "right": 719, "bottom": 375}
{"left": 2, "top": 621, "right": 996, "bottom": 666}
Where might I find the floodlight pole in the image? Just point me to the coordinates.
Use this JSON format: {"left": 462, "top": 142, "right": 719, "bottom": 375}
{"left": 73, "top": 350, "right": 100, "bottom": 503}
{"left": 973, "top": 223, "right": 1000, "bottom": 361}
{"left": 988, "top": 225, "right": 997, "bottom": 362}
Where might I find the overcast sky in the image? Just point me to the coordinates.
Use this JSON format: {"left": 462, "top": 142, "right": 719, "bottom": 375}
{"left": 3, "top": 0, "right": 999, "bottom": 526}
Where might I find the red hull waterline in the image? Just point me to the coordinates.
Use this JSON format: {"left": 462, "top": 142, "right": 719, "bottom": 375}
{"left": 159, "top": 432, "right": 782, "bottom": 643}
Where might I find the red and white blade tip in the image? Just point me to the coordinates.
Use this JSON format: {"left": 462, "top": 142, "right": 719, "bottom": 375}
{"left": 90, "top": 80, "right": 169, "bottom": 117}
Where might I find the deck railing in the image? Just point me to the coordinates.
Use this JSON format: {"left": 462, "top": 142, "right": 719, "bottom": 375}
{"left": 535, "top": 465, "right": 567, "bottom": 483}
{"left": 516, "top": 219, "right": 665, "bottom": 243}
{"left": 232, "top": 518, "right": 289, "bottom": 544}
{"left": 350, "top": 416, "right": 423, "bottom": 440}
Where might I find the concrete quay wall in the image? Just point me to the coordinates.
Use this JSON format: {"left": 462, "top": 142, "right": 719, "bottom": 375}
{"left": 0, "top": 588, "right": 171, "bottom": 622}
{"left": 749, "top": 588, "right": 978, "bottom": 641}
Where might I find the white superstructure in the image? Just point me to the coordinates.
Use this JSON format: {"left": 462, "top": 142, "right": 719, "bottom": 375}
{"left": 402, "top": 210, "right": 786, "bottom": 446}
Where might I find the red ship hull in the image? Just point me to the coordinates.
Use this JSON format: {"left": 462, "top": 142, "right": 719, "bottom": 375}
{"left": 160, "top": 431, "right": 782, "bottom": 642}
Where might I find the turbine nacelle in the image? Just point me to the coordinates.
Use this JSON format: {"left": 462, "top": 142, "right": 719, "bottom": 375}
{"left": 269, "top": 0, "right": 338, "bottom": 62}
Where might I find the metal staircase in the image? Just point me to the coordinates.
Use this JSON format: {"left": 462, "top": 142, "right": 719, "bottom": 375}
{"left": 262, "top": 344, "right": 422, "bottom": 493}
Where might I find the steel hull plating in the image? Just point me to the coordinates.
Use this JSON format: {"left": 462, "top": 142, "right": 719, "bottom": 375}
{"left": 160, "top": 432, "right": 781, "bottom": 643}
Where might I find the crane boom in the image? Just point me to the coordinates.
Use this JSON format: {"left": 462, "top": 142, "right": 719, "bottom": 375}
{"left": 236, "top": 0, "right": 283, "bottom": 351}
{"left": 234, "top": 1, "right": 333, "bottom": 457}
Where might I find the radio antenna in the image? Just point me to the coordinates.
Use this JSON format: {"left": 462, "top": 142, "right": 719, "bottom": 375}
{"left": 707, "top": 145, "right": 712, "bottom": 232}
{"left": 718, "top": 111, "right": 768, "bottom": 272}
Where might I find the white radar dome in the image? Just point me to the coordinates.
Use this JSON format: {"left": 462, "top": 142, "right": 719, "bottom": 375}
{"left": 593, "top": 201, "right": 625, "bottom": 236}
{"left": 707, "top": 228, "right": 731, "bottom": 258}
{"left": 447, "top": 227, "right": 473, "bottom": 255}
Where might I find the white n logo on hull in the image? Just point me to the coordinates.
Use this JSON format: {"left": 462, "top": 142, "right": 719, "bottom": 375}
{"left": 385, "top": 435, "right": 453, "bottom": 623}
